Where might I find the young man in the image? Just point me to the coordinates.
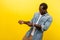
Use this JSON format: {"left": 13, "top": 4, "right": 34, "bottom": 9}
{"left": 18, "top": 3, "right": 52, "bottom": 40}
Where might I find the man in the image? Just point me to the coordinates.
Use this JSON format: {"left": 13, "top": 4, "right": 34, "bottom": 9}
{"left": 18, "top": 3, "right": 52, "bottom": 40}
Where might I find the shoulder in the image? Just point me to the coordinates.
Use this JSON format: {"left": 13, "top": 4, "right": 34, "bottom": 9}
{"left": 45, "top": 13, "right": 52, "bottom": 18}
{"left": 46, "top": 13, "right": 53, "bottom": 21}
{"left": 34, "top": 12, "right": 40, "bottom": 16}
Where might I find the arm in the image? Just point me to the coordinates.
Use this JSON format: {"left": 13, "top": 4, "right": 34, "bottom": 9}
{"left": 40, "top": 17, "right": 52, "bottom": 31}
{"left": 25, "top": 16, "right": 52, "bottom": 31}
{"left": 21, "top": 21, "right": 42, "bottom": 29}
{"left": 18, "top": 12, "right": 42, "bottom": 28}
{"left": 18, "top": 20, "right": 41, "bottom": 29}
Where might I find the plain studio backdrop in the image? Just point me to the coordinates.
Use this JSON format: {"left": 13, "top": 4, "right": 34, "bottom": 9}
{"left": 0, "top": 0, "right": 60, "bottom": 40}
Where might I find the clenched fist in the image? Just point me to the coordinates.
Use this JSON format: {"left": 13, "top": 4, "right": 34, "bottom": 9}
{"left": 18, "top": 20, "right": 24, "bottom": 24}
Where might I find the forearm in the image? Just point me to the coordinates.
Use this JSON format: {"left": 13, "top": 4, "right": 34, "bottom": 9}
{"left": 34, "top": 24, "right": 41, "bottom": 29}
{"left": 25, "top": 21, "right": 41, "bottom": 29}
{"left": 23, "top": 21, "right": 42, "bottom": 29}
{"left": 23, "top": 21, "right": 33, "bottom": 26}
{"left": 23, "top": 21, "right": 29, "bottom": 24}
{"left": 23, "top": 21, "right": 32, "bottom": 25}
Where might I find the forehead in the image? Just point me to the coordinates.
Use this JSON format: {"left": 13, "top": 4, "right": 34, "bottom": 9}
{"left": 40, "top": 6, "right": 43, "bottom": 9}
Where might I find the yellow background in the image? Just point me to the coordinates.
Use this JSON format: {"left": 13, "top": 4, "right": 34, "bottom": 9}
{"left": 0, "top": 0, "right": 60, "bottom": 40}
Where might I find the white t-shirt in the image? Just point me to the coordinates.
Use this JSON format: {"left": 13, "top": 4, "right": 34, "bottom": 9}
{"left": 31, "top": 14, "right": 42, "bottom": 36}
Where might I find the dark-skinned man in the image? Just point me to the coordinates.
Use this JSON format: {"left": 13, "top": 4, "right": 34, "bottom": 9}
{"left": 18, "top": 3, "right": 52, "bottom": 40}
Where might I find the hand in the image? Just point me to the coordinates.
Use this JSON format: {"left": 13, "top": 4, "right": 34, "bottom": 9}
{"left": 18, "top": 20, "right": 24, "bottom": 24}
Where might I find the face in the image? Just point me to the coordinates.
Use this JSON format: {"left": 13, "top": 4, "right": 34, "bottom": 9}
{"left": 39, "top": 6, "right": 46, "bottom": 15}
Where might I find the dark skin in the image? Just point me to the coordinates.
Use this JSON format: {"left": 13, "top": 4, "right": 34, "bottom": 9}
{"left": 18, "top": 6, "right": 47, "bottom": 29}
